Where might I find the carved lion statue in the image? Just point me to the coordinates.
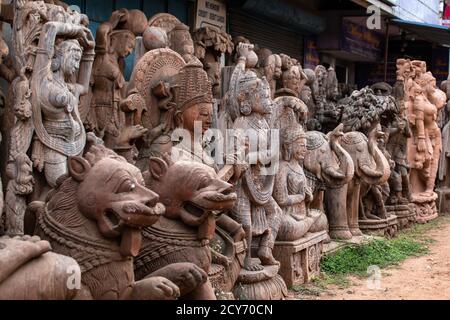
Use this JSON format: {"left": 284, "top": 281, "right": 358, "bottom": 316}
{"left": 29, "top": 142, "right": 206, "bottom": 300}
{"left": 135, "top": 155, "right": 238, "bottom": 299}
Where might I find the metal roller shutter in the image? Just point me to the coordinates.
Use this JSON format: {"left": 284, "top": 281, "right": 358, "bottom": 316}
{"left": 228, "top": 8, "right": 304, "bottom": 61}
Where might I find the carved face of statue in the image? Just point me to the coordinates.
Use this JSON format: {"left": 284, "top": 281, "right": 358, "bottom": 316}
{"left": 181, "top": 102, "right": 213, "bottom": 134}
{"left": 301, "top": 87, "right": 312, "bottom": 104}
{"left": 110, "top": 32, "right": 136, "bottom": 58}
{"left": 412, "top": 63, "right": 424, "bottom": 79}
{"left": 71, "top": 153, "right": 165, "bottom": 239}
{"left": 250, "top": 80, "right": 273, "bottom": 115}
{"left": 282, "top": 66, "right": 301, "bottom": 93}
{"left": 315, "top": 66, "right": 327, "bottom": 86}
{"left": 205, "top": 58, "right": 221, "bottom": 97}
{"left": 273, "top": 55, "right": 282, "bottom": 79}
{"left": 292, "top": 136, "right": 307, "bottom": 161}
{"left": 147, "top": 158, "right": 237, "bottom": 228}
{"left": 59, "top": 41, "right": 82, "bottom": 77}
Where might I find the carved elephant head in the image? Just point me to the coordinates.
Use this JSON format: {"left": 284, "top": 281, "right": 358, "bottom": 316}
{"left": 340, "top": 129, "right": 391, "bottom": 186}
{"left": 304, "top": 124, "right": 354, "bottom": 188}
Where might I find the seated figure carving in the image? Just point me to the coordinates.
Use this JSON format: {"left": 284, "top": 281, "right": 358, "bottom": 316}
{"left": 273, "top": 124, "right": 328, "bottom": 241}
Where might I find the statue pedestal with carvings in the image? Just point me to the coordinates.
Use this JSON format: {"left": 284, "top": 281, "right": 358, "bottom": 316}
{"left": 272, "top": 230, "right": 328, "bottom": 287}
{"left": 411, "top": 193, "right": 439, "bottom": 224}
{"left": 386, "top": 204, "right": 416, "bottom": 230}
{"left": 358, "top": 215, "right": 399, "bottom": 238}
{"left": 208, "top": 227, "right": 247, "bottom": 300}
{"left": 232, "top": 261, "right": 288, "bottom": 300}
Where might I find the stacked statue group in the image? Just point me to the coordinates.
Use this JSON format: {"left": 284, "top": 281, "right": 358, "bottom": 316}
{"left": 0, "top": 1, "right": 449, "bottom": 300}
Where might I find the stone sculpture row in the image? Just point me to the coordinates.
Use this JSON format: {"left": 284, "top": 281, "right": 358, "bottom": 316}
{"left": 0, "top": 1, "right": 448, "bottom": 300}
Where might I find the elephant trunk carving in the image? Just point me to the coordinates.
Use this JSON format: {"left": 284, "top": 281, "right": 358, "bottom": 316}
{"left": 359, "top": 128, "right": 391, "bottom": 185}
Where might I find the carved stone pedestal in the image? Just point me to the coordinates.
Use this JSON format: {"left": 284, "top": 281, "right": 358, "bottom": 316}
{"left": 233, "top": 260, "right": 288, "bottom": 300}
{"left": 411, "top": 193, "right": 439, "bottom": 224}
{"left": 209, "top": 237, "right": 246, "bottom": 300}
{"left": 272, "top": 231, "right": 328, "bottom": 287}
{"left": 386, "top": 204, "right": 416, "bottom": 230}
{"left": 359, "top": 215, "right": 399, "bottom": 238}
{"left": 436, "top": 188, "right": 450, "bottom": 215}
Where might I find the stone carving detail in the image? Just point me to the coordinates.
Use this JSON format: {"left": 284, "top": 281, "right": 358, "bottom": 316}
{"left": 398, "top": 60, "right": 446, "bottom": 223}
{"left": 87, "top": 9, "right": 148, "bottom": 160}
{"left": 273, "top": 123, "right": 328, "bottom": 242}
{"left": 256, "top": 48, "right": 281, "bottom": 99}
{"left": 137, "top": 155, "right": 237, "bottom": 299}
{"left": 438, "top": 75, "right": 450, "bottom": 214}
{"left": 0, "top": 235, "right": 80, "bottom": 299}
{"left": 128, "top": 48, "right": 186, "bottom": 170}
{"left": 271, "top": 123, "right": 329, "bottom": 287}
{"left": 339, "top": 127, "right": 391, "bottom": 236}
{"left": 314, "top": 65, "right": 341, "bottom": 133}
{"left": 193, "top": 26, "right": 234, "bottom": 99}
{"left": 304, "top": 125, "right": 354, "bottom": 239}
{"left": 32, "top": 142, "right": 193, "bottom": 300}
{"left": 5, "top": 1, "right": 94, "bottom": 236}
{"left": 225, "top": 43, "right": 281, "bottom": 271}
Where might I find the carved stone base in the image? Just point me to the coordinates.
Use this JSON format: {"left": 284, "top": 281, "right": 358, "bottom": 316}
{"left": 208, "top": 241, "right": 246, "bottom": 300}
{"left": 411, "top": 192, "right": 438, "bottom": 224}
{"left": 272, "top": 231, "right": 328, "bottom": 287}
{"left": 233, "top": 260, "right": 288, "bottom": 300}
{"left": 436, "top": 188, "right": 450, "bottom": 215}
{"left": 358, "top": 215, "right": 399, "bottom": 238}
{"left": 386, "top": 204, "right": 416, "bottom": 230}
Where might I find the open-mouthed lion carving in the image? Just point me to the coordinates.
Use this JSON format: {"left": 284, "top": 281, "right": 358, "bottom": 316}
{"left": 136, "top": 155, "right": 238, "bottom": 299}
{"left": 30, "top": 143, "right": 206, "bottom": 300}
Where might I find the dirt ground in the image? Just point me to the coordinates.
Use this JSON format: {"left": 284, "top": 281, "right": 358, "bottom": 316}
{"left": 307, "top": 217, "right": 450, "bottom": 300}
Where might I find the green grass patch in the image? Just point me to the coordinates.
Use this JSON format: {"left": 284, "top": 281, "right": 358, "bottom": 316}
{"left": 290, "top": 216, "right": 450, "bottom": 298}
{"left": 320, "top": 216, "right": 445, "bottom": 277}
{"left": 321, "top": 237, "right": 428, "bottom": 276}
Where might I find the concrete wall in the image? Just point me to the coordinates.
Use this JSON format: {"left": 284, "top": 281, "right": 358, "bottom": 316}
{"left": 393, "top": 0, "right": 442, "bottom": 24}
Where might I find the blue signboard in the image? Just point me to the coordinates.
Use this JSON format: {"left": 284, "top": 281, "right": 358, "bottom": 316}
{"left": 341, "top": 18, "right": 383, "bottom": 62}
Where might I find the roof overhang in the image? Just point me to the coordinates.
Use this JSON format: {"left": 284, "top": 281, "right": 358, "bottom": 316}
{"left": 390, "top": 18, "right": 450, "bottom": 47}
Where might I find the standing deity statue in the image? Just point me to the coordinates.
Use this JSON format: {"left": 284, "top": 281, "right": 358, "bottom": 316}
{"left": 225, "top": 43, "right": 282, "bottom": 271}
{"left": 86, "top": 9, "right": 148, "bottom": 161}
{"left": 402, "top": 60, "right": 446, "bottom": 222}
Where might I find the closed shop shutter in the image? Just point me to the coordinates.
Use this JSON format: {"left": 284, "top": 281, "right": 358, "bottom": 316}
{"left": 228, "top": 8, "right": 304, "bottom": 61}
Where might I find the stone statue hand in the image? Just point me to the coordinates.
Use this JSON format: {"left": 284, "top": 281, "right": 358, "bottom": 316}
{"left": 148, "top": 263, "right": 207, "bottom": 297}
{"left": 417, "top": 138, "right": 427, "bottom": 153}
{"left": 236, "top": 42, "right": 254, "bottom": 60}
{"left": 76, "top": 26, "right": 95, "bottom": 51}
{"left": 212, "top": 250, "right": 232, "bottom": 269}
{"left": 115, "top": 125, "right": 148, "bottom": 148}
{"left": 130, "top": 276, "right": 180, "bottom": 300}
{"left": 305, "top": 189, "right": 314, "bottom": 204}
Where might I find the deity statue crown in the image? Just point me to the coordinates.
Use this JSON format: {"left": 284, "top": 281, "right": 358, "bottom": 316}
{"left": 174, "top": 63, "right": 213, "bottom": 112}
{"left": 282, "top": 124, "right": 306, "bottom": 145}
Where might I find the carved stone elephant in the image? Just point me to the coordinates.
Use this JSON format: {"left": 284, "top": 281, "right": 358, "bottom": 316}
{"left": 335, "top": 129, "right": 391, "bottom": 237}
{"left": 304, "top": 124, "right": 355, "bottom": 239}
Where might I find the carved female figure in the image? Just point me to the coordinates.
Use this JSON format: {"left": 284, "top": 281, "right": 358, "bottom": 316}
{"left": 407, "top": 67, "right": 446, "bottom": 197}
{"left": 31, "top": 21, "right": 94, "bottom": 187}
{"left": 273, "top": 124, "right": 328, "bottom": 241}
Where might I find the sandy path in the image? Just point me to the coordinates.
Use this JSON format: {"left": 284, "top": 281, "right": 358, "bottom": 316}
{"left": 315, "top": 217, "right": 450, "bottom": 300}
